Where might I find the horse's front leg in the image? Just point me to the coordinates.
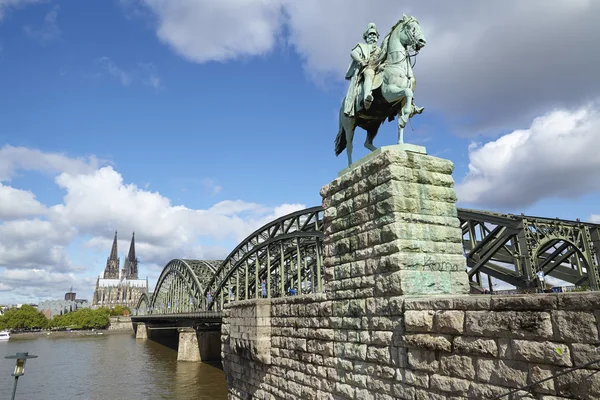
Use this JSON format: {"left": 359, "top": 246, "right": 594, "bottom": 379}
{"left": 364, "top": 136, "right": 376, "bottom": 152}
{"left": 398, "top": 123, "right": 405, "bottom": 144}
{"left": 398, "top": 88, "right": 414, "bottom": 129}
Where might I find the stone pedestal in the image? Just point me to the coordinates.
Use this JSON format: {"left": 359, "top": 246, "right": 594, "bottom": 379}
{"left": 320, "top": 145, "right": 470, "bottom": 297}
{"left": 226, "top": 300, "right": 272, "bottom": 365}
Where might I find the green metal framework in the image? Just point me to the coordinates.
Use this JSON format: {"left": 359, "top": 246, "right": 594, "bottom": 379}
{"left": 460, "top": 209, "right": 600, "bottom": 290}
{"left": 136, "top": 206, "right": 600, "bottom": 315}
{"left": 135, "top": 259, "right": 220, "bottom": 315}
{"left": 135, "top": 207, "right": 324, "bottom": 314}
{"left": 205, "top": 206, "right": 324, "bottom": 310}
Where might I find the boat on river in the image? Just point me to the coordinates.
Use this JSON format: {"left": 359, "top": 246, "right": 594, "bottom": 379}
{"left": 0, "top": 330, "right": 10, "bottom": 341}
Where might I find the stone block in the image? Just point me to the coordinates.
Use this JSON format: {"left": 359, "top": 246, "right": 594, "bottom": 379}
{"left": 477, "top": 359, "right": 529, "bottom": 388}
{"left": 404, "top": 297, "right": 454, "bottom": 310}
{"left": 467, "top": 383, "right": 511, "bottom": 399}
{"left": 440, "top": 354, "right": 476, "bottom": 379}
{"left": 391, "top": 383, "right": 416, "bottom": 400}
{"left": 404, "top": 310, "right": 435, "bottom": 332}
{"left": 556, "top": 292, "right": 600, "bottom": 310}
{"left": 529, "top": 364, "right": 555, "bottom": 394}
{"left": 366, "top": 297, "right": 391, "bottom": 316}
{"left": 452, "top": 295, "right": 491, "bottom": 310}
{"left": 571, "top": 343, "right": 600, "bottom": 369}
{"left": 366, "top": 345, "right": 398, "bottom": 366}
{"left": 465, "top": 311, "right": 553, "bottom": 339}
{"left": 407, "top": 349, "right": 439, "bottom": 373}
{"left": 555, "top": 368, "right": 600, "bottom": 398}
{"left": 403, "top": 334, "right": 453, "bottom": 352}
{"left": 356, "top": 388, "right": 375, "bottom": 400}
{"left": 491, "top": 295, "right": 558, "bottom": 311}
{"left": 370, "top": 330, "right": 394, "bottom": 346}
{"left": 429, "top": 374, "right": 470, "bottom": 395}
{"left": 552, "top": 310, "right": 599, "bottom": 343}
{"left": 434, "top": 310, "right": 465, "bottom": 334}
{"left": 511, "top": 340, "right": 572, "bottom": 366}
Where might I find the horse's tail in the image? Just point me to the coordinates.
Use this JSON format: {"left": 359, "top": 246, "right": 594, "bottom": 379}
{"left": 335, "top": 105, "right": 347, "bottom": 156}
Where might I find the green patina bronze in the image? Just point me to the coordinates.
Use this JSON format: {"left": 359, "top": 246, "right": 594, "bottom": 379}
{"left": 335, "top": 14, "right": 427, "bottom": 167}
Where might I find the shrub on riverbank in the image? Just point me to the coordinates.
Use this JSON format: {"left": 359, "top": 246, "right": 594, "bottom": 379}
{"left": 109, "top": 305, "right": 130, "bottom": 316}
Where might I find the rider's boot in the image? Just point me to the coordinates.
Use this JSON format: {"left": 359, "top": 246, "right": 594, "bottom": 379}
{"left": 364, "top": 93, "right": 374, "bottom": 110}
{"left": 412, "top": 104, "right": 424, "bottom": 115}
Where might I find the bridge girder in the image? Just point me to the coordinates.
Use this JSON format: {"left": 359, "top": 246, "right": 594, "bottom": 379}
{"left": 205, "top": 206, "right": 324, "bottom": 310}
{"left": 459, "top": 208, "right": 600, "bottom": 290}
{"left": 138, "top": 259, "right": 221, "bottom": 315}
{"left": 140, "top": 206, "right": 600, "bottom": 316}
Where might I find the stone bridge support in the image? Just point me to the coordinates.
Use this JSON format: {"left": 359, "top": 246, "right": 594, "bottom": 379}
{"left": 221, "top": 147, "right": 600, "bottom": 399}
{"left": 178, "top": 328, "right": 222, "bottom": 362}
{"left": 134, "top": 322, "right": 148, "bottom": 339}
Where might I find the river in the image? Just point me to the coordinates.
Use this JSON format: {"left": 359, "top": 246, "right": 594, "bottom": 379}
{"left": 0, "top": 332, "right": 228, "bottom": 399}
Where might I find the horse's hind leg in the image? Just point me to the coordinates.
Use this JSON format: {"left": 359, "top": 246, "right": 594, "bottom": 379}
{"left": 341, "top": 114, "right": 356, "bottom": 166}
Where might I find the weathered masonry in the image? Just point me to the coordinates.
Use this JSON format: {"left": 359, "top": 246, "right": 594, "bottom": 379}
{"left": 222, "top": 146, "right": 600, "bottom": 399}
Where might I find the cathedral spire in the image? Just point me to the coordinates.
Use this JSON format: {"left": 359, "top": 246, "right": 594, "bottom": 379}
{"left": 127, "top": 232, "right": 136, "bottom": 261}
{"left": 121, "top": 232, "right": 139, "bottom": 280}
{"left": 103, "top": 231, "right": 120, "bottom": 279}
{"left": 109, "top": 231, "right": 118, "bottom": 261}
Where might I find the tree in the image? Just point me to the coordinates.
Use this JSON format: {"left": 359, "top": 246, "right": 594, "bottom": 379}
{"left": 48, "top": 308, "right": 110, "bottom": 330}
{"left": 0, "top": 305, "right": 47, "bottom": 330}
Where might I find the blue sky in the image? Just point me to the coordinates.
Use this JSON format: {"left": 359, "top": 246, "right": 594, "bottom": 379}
{"left": 1, "top": 0, "right": 599, "bottom": 303}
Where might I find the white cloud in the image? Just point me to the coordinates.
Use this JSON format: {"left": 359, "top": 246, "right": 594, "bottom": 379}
{"left": 95, "top": 58, "right": 163, "bottom": 89}
{"left": 139, "top": 62, "right": 161, "bottom": 89}
{"left": 0, "top": 268, "right": 94, "bottom": 304}
{"left": 23, "top": 4, "right": 60, "bottom": 41}
{"left": 0, "top": 145, "right": 306, "bottom": 303}
{"left": 0, "top": 144, "right": 100, "bottom": 181}
{"left": 591, "top": 215, "right": 600, "bottom": 224}
{"left": 0, "top": 183, "right": 46, "bottom": 219}
{"left": 0, "top": 0, "right": 43, "bottom": 21}
{"left": 0, "top": 219, "right": 74, "bottom": 270}
{"left": 140, "top": 0, "right": 286, "bottom": 63}
{"left": 134, "top": 0, "right": 600, "bottom": 136}
{"left": 456, "top": 103, "right": 600, "bottom": 208}
{"left": 96, "top": 57, "right": 133, "bottom": 86}
{"left": 202, "top": 178, "right": 222, "bottom": 195}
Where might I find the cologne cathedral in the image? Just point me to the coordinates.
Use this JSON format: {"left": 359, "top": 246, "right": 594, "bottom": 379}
{"left": 92, "top": 231, "right": 148, "bottom": 310}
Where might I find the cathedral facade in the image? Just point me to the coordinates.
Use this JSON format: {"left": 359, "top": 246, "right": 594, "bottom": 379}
{"left": 92, "top": 231, "right": 148, "bottom": 310}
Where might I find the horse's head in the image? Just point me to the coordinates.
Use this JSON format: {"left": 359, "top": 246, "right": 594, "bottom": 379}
{"left": 398, "top": 14, "right": 426, "bottom": 51}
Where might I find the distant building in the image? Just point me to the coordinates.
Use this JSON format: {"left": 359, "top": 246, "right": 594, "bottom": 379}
{"left": 38, "top": 299, "right": 90, "bottom": 319}
{"left": 91, "top": 231, "right": 148, "bottom": 310}
{"left": 64, "top": 287, "right": 76, "bottom": 301}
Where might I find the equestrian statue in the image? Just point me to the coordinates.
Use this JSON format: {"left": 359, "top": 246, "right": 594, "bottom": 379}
{"left": 335, "top": 15, "right": 427, "bottom": 166}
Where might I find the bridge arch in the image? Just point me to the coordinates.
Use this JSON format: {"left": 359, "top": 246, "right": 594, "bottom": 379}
{"left": 149, "top": 259, "right": 221, "bottom": 313}
{"left": 205, "top": 206, "right": 324, "bottom": 310}
{"left": 135, "top": 292, "right": 150, "bottom": 315}
{"left": 534, "top": 238, "right": 592, "bottom": 286}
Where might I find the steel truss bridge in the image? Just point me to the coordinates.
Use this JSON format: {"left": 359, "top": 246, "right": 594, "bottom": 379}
{"left": 134, "top": 206, "right": 600, "bottom": 316}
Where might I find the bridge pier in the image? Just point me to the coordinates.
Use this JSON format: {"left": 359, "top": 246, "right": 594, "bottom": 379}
{"left": 178, "top": 328, "right": 200, "bottom": 362}
{"left": 134, "top": 322, "right": 148, "bottom": 339}
{"left": 178, "top": 328, "right": 221, "bottom": 362}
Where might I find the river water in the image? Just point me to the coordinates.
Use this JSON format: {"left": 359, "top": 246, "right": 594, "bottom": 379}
{"left": 0, "top": 332, "right": 228, "bottom": 399}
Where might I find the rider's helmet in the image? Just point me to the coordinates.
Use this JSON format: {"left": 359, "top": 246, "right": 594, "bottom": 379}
{"left": 363, "top": 23, "right": 379, "bottom": 41}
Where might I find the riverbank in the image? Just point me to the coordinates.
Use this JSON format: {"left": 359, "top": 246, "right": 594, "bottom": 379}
{"left": 7, "top": 329, "right": 133, "bottom": 340}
